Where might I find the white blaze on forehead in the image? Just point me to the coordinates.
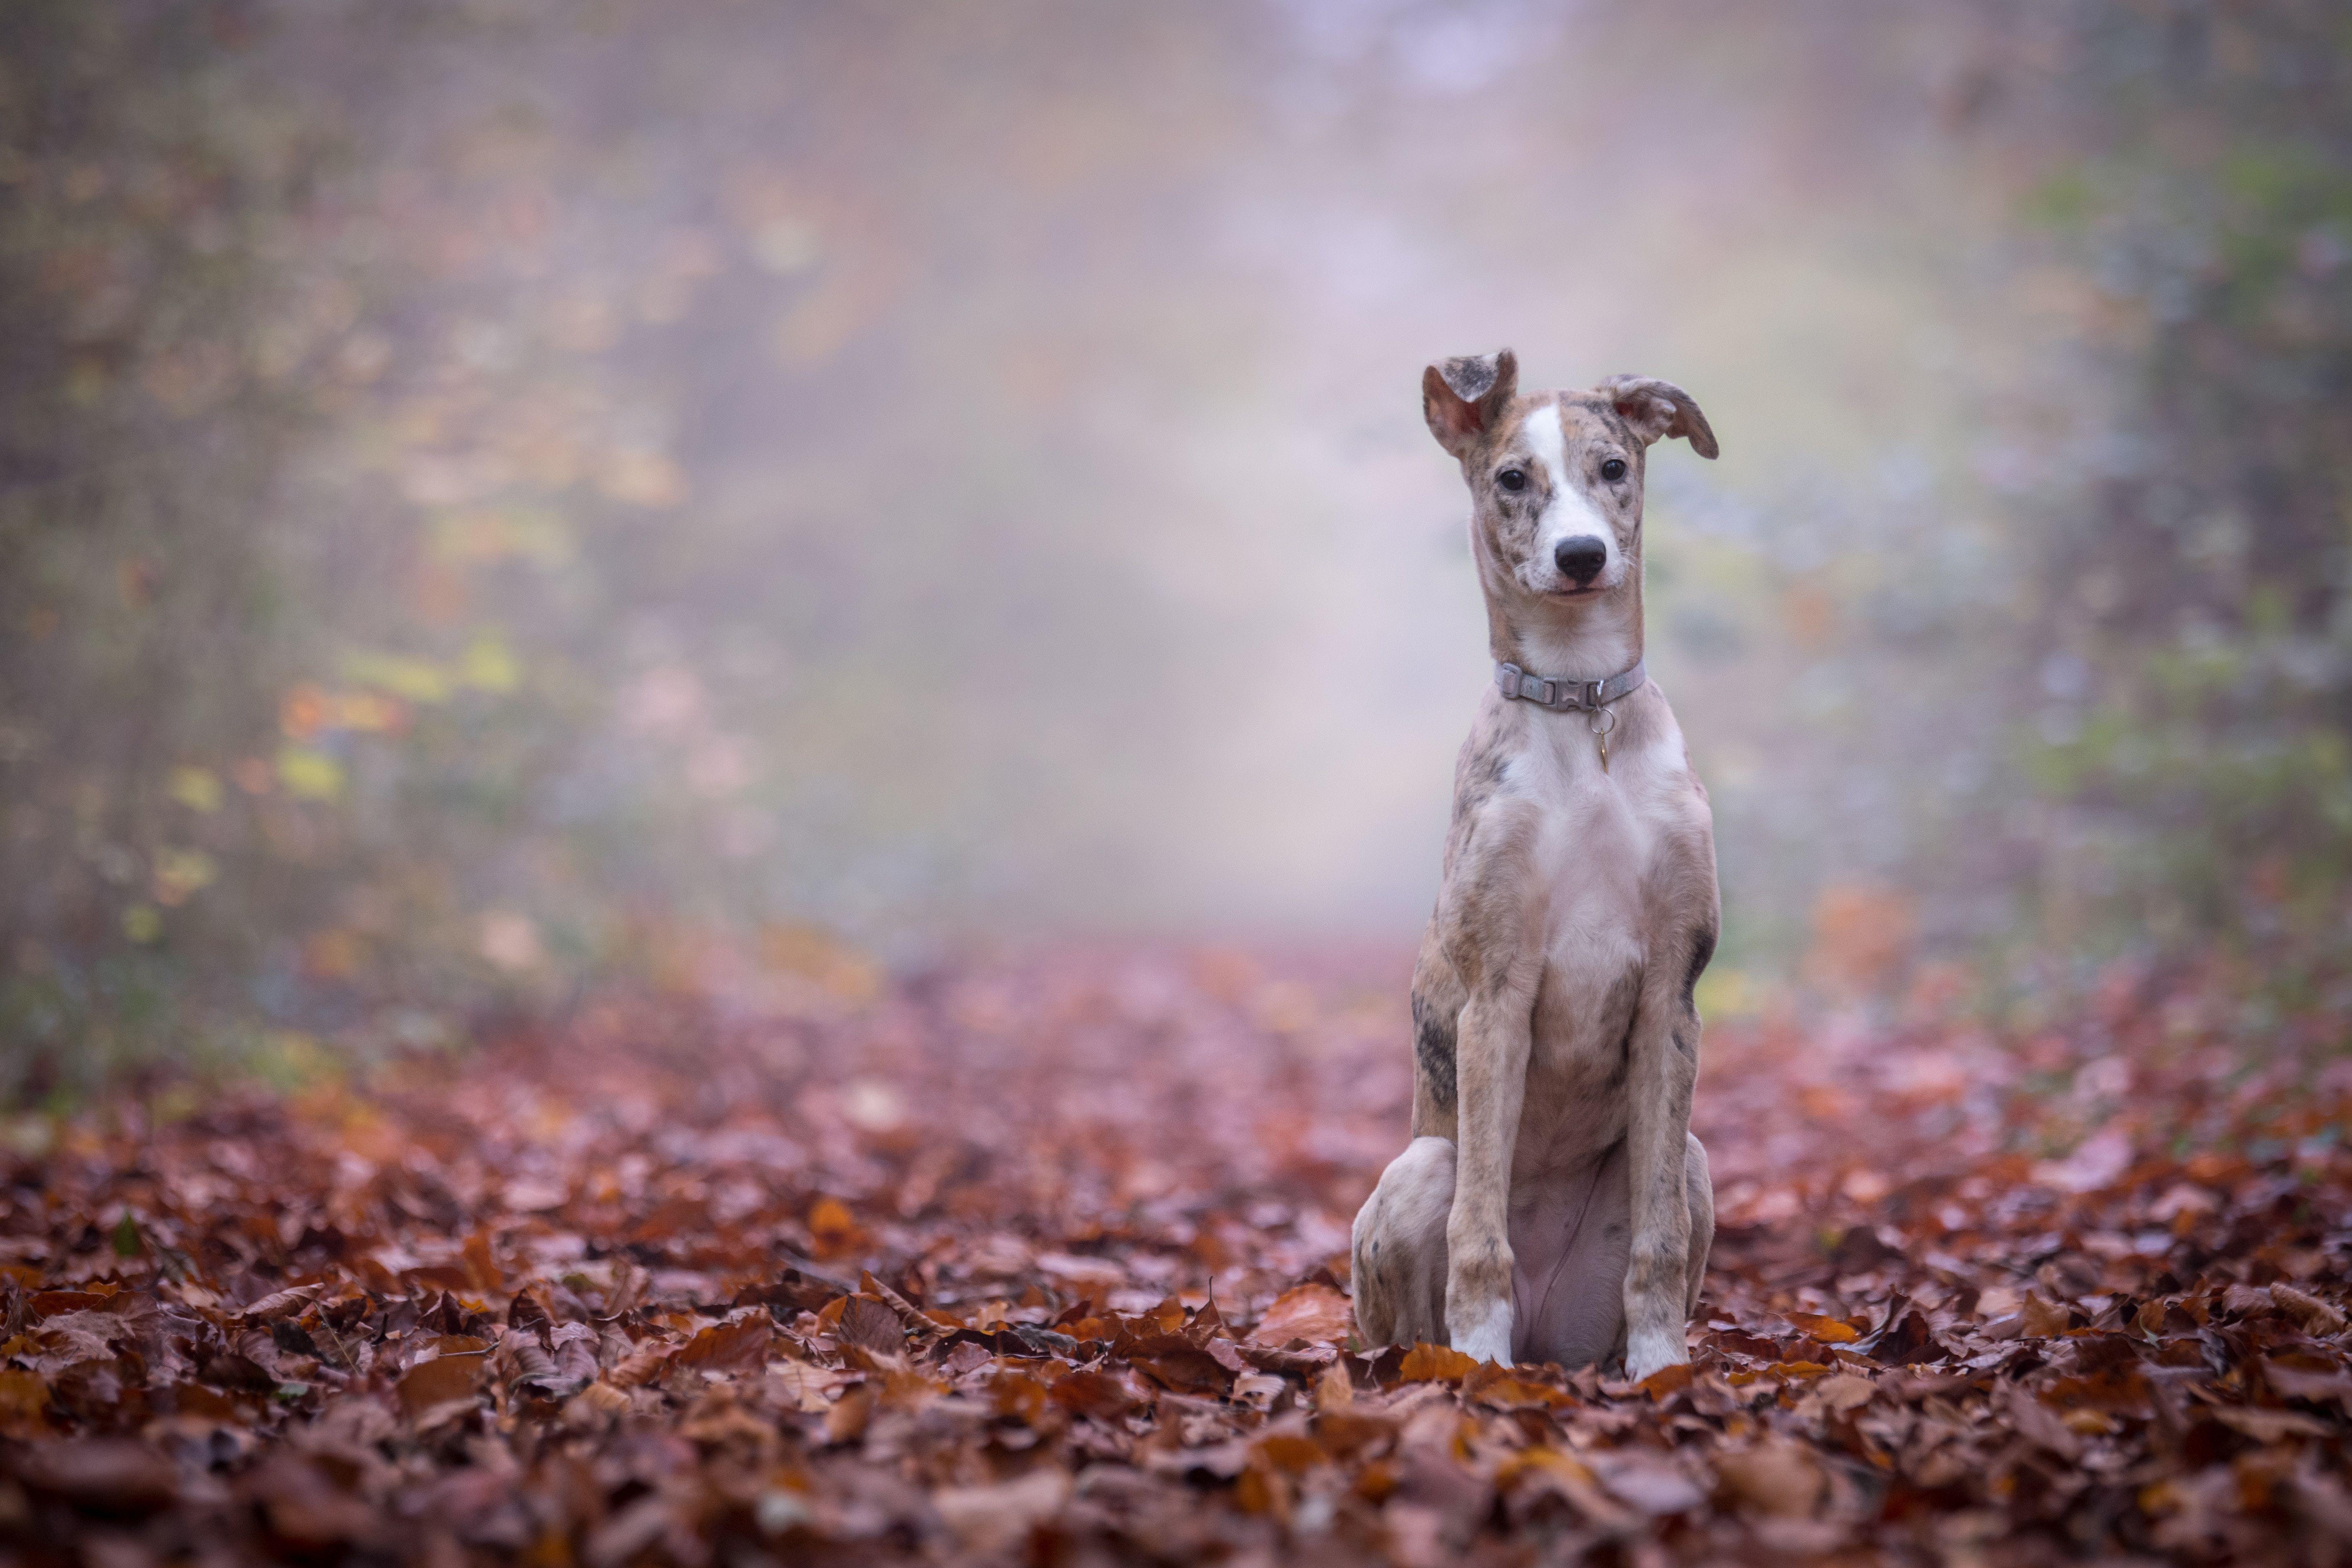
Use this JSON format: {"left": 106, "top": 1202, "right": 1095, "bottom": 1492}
{"left": 1522, "top": 400, "right": 1569, "bottom": 494}
{"left": 1522, "top": 398, "right": 1614, "bottom": 564}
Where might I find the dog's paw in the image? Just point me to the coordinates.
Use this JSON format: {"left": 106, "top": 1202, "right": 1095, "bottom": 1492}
{"left": 1621, "top": 1326, "right": 1687, "bottom": 1383}
{"left": 1449, "top": 1299, "right": 1514, "bottom": 1367}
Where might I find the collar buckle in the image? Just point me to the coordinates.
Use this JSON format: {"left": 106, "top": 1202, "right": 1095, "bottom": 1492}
{"left": 1495, "top": 658, "right": 1643, "bottom": 713}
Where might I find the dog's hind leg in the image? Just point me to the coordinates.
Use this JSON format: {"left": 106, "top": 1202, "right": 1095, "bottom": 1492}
{"left": 1350, "top": 1137, "right": 1454, "bottom": 1349}
{"left": 1684, "top": 1131, "right": 1714, "bottom": 1315}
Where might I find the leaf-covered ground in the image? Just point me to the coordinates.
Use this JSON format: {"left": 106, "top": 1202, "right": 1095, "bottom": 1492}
{"left": 3, "top": 949, "right": 2350, "bottom": 1565}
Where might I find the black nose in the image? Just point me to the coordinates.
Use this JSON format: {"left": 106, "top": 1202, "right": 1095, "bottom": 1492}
{"left": 1554, "top": 535, "right": 1606, "bottom": 586}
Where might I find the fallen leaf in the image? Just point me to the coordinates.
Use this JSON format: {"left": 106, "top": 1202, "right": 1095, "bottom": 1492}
{"left": 1397, "top": 1342, "right": 1478, "bottom": 1382}
{"left": 395, "top": 1353, "right": 484, "bottom": 1416}
{"left": 932, "top": 1468, "right": 1071, "bottom": 1553}
{"left": 14, "top": 1439, "right": 179, "bottom": 1514}
{"left": 1249, "top": 1283, "right": 1353, "bottom": 1346}
{"left": 1714, "top": 1440, "right": 1825, "bottom": 1518}
{"left": 673, "top": 1315, "right": 773, "bottom": 1372}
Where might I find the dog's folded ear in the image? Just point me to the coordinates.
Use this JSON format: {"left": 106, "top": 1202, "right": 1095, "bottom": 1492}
{"left": 1600, "top": 376, "right": 1720, "bottom": 460}
{"left": 1423, "top": 349, "right": 1518, "bottom": 458}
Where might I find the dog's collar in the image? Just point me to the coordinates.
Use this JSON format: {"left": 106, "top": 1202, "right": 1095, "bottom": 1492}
{"left": 1494, "top": 658, "right": 1646, "bottom": 713}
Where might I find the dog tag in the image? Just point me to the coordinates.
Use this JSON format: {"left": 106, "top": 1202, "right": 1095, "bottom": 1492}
{"left": 1598, "top": 729, "right": 1609, "bottom": 772}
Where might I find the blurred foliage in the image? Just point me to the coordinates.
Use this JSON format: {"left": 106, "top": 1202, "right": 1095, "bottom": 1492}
{"left": 0, "top": 0, "right": 331, "bottom": 1090}
{"left": 1998, "top": 0, "right": 2352, "bottom": 973}
{"left": 0, "top": 0, "right": 808, "bottom": 1095}
{"left": 3, "top": 0, "right": 2349, "bottom": 1094}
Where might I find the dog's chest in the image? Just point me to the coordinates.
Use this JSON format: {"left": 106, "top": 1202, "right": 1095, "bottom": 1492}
{"left": 1514, "top": 725, "right": 1670, "bottom": 1157}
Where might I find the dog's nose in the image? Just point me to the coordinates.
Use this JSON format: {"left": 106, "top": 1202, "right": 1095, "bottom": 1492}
{"left": 1554, "top": 536, "right": 1607, "bottom": 586}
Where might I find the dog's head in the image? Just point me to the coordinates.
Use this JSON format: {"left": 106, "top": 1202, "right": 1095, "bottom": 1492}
{"left": 1423, "top": 350, "right": 1718, "bottom": 603}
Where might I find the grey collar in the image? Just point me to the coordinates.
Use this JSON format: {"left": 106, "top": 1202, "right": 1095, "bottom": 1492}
{"left": 1494, "top": 658, "right": 1646, "bottom": 713}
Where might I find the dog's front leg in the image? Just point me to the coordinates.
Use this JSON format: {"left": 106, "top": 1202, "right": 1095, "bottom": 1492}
{"left": 1444, "top": 976, "right": 1535, "bottom": 1365}
{"left": 1619, "top": 934, "right": 1708, "bottom": 1382}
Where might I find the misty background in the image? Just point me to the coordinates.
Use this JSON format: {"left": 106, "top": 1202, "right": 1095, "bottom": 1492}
{"left": 5, "top": 0, "right": 2347, "bottom": 1087}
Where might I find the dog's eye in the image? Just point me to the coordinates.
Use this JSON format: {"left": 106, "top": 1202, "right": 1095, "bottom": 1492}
{"left": 1600, "top": 458, "right": 1628, "bottom": 482}
{"left": 1497, "top": 468, "right": 1527, "bottom": 492}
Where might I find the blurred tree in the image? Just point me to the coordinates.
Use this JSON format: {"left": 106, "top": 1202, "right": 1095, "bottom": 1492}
{"left": 1995, "top": 1, "right": 2352, "bottom": 970}
{"left": 0, "top": 0, "right": 335, "bottom": 1090}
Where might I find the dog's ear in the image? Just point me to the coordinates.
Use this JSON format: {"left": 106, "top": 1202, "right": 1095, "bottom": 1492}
{"left": 1423, "top": 349, "right": 1518, "bottom": 458}
{"left": 1600, "top": 376, "right": 1719, "bottom": 460}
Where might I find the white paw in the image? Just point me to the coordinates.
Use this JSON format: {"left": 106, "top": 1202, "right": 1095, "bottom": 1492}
{"left": 1449, "top": 1298, "right": 1513, "bottom": 1366}
{"left": 1622, "top": 1326, "right": 1687, "bottom": 1382}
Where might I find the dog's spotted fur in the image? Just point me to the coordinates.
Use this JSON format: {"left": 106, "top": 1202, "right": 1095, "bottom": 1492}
{"left": 1354, "top": 350, "right": 1722, "bottom": 1380}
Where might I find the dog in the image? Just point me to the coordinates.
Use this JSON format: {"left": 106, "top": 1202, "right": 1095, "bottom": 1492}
{"left": 1350, "top": 350, "right": 1721, "bottom": 1380}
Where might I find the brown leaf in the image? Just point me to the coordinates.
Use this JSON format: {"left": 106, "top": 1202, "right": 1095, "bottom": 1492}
{"left": 2225, "top": 1282, "right": 2279, "bottom": 1318}
{"left": 244, "top": 1454, "right": 381, "bottom": 1551}
{"left": 1249, "top": 1283, "right": 1353, "bottom": 1346}
{"left": 2006, "top": 1385, "right": 2085, "bottom": 1460}
{"left": 1813, "top": 1373, "right": 1875, "bottom": 1413}
{"left": 0, "top": 1367, "right": 50, "bottom": 1432}
{"left": 1396, "top": 1342, "right": 1478, "bottom": 1382}
{"left": 833, "top": 1295, "right": 904, "bottom": 1358}
{"left": 1049, "top": 1367, "right": 1137, "bottom": 1419}
{"left": 1232, "top": 1340, "right": 1335, "bottom": 1376}
{"left": 1785, "top": 1311, "right": 1860, "bottom": 1344}
{"left": 673, "top": 1315, "right": 773, "bottom": 1373}
{"left": 395, "top": 1352, "right": 485, "bottom": 1416}
{"left": 824, "top": 1381, "right": 875, "bottom": 1444}
{"left": 234, "top": 1284, "right": 322, "bottom": 1323}
{"left": 1859, "top": 1301, "right": 1951, "bottom": 1365}
{"left": 2210, "top": 1406, "right": 2334, "bottom": 1441}
{"left": 2020, "top": 1294, "right": 2072, "bottom": 1337}
{"left": 1462, "top": 1363, "right": 1571, "bottom": 1410}
{"left": 1713, "top": 1441, "right": 1825, "bottom": 1518}
{"left": 1635, "top": 1362, "right": 1696, "bottom": 1399}
{"left": 2269, "top": 1282, "right": 2347, "bottom": 1336}
{"left": 1126, "top": 1332, "right": 1234, "bottom": 1394}
{"left": 506, "top": 1289, "right": 551, "bottom": 1337}
{"left": 548, "top": 1320, "right": 600, "bottom": 1385}
{"left": 607, "top": 1339, "right": 674, "bottom": 1388}
{"left": 2264, "top": 1357, "right": 2352, "bottom": 1412}
{"left": 1591, "top": 1449, "right": 1705, "bottom": 1516}
{"left": 932, "top": 1468, "right": 1071, "bottom": 1555}
{"left": 13, "top": 1439, "right": 179, "bottom": 1515}
{"left": 733, "top": 1267, "right": 851, "bottom": 1315}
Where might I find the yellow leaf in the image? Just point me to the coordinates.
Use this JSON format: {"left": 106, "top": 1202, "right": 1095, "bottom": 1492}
{"left": 152, "top": 847, "right": 217, "bottom": 906}
{"left": 275, "top": 747, "right": 344, "bottom": 801}
{"left": 429, "top": 507, "right": 574, "bottom": 568}
{"left": 344, "top": 652, "right": 450, "bottom": 703}
{"left": 459, "top": 636, "right": 519, "bottom": 693}
{"left": 333, "top": 691, "right": 405, "bottom": 733}
{"left": 122, "top": 905, "right": 161, "bottom": 944}
{"left": 167, "top": 766, "right": 223, "bottom": 813}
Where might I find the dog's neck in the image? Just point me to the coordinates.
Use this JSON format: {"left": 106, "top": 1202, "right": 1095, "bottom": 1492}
{"left": 1486, "top": 577, "right": 1644, "bottom": 683}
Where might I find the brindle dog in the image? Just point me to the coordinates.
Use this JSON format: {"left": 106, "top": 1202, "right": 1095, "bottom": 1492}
{"left": 1350, "top": 350, "right": 1720, "bottom": 1379}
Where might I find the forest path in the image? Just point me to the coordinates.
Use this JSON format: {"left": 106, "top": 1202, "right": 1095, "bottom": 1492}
{"left": 2, "top": 948, "right": 2347, "bottom": 1563}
